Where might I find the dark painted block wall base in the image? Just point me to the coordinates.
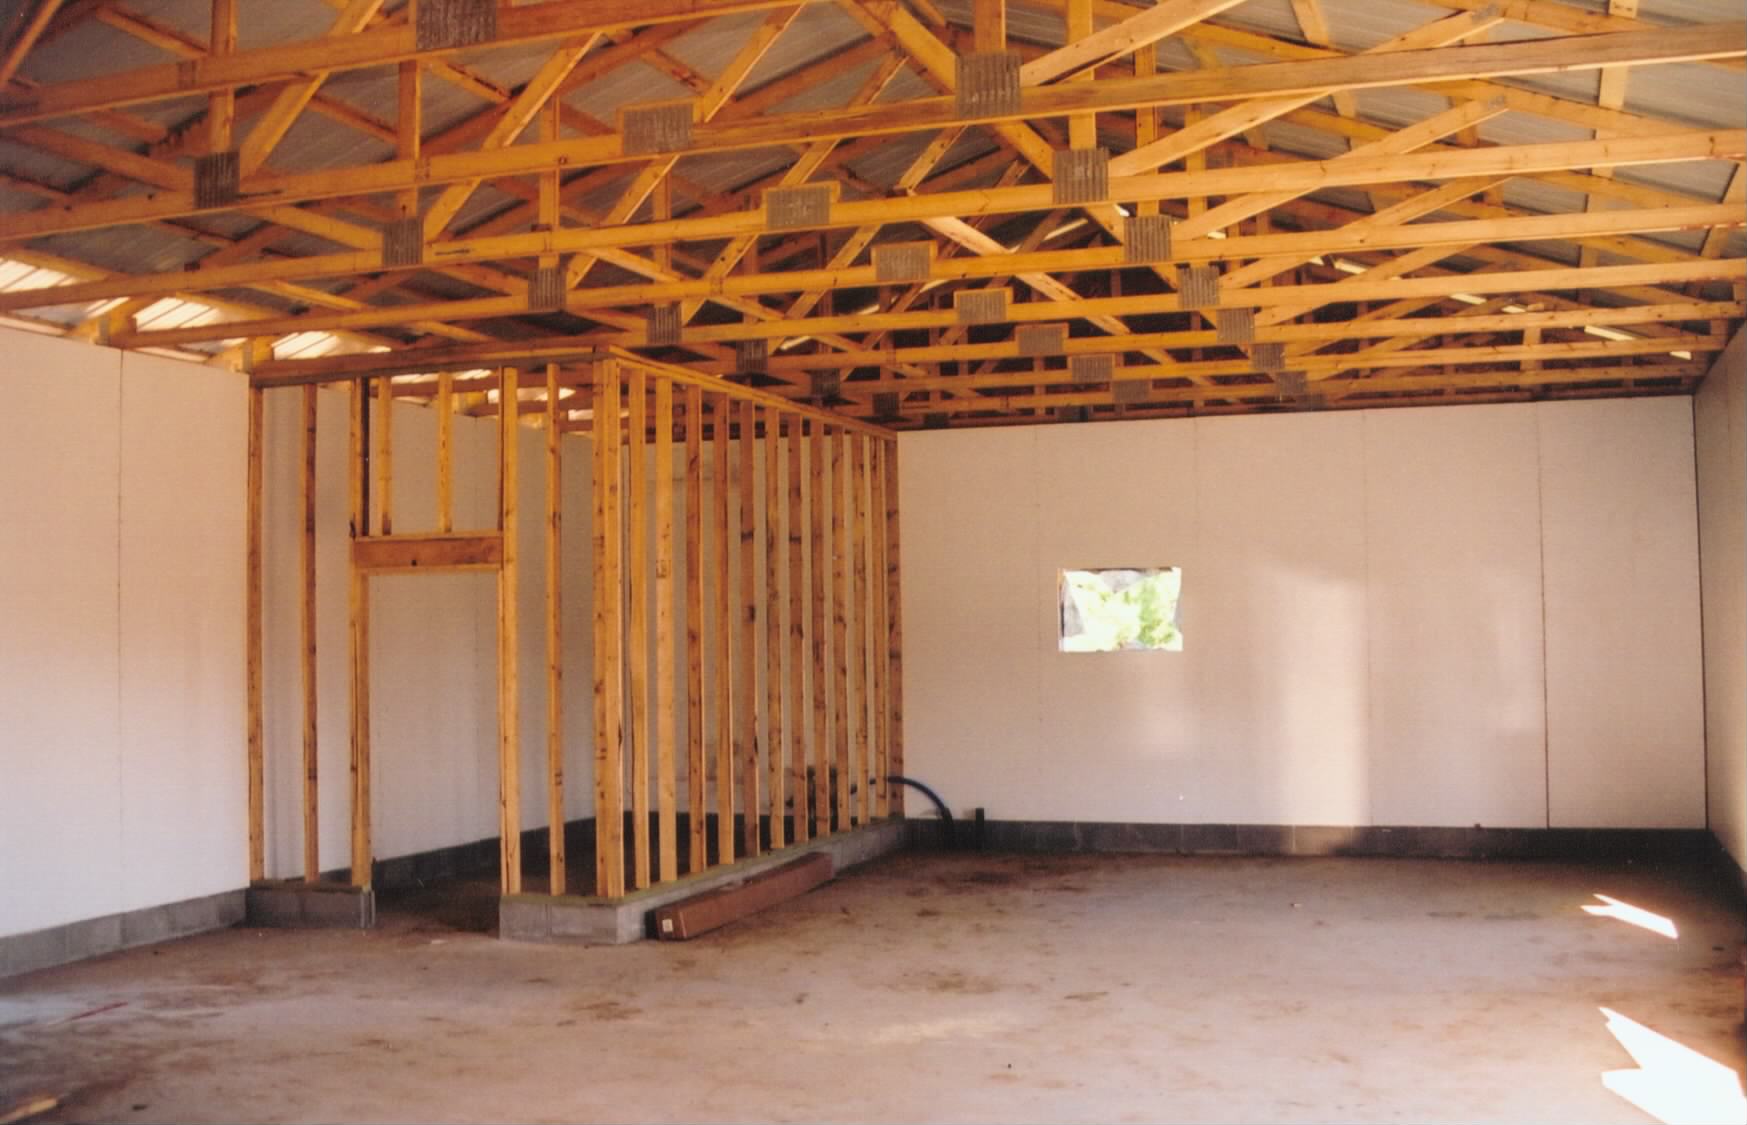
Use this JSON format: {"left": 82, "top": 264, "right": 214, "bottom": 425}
{"left": 908, "top": 817, "right": 1735, "bottom": 871}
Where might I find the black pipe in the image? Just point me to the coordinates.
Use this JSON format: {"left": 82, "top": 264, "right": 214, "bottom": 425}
{"left": 887, "top": 775, "right": 954, "bottom": 849}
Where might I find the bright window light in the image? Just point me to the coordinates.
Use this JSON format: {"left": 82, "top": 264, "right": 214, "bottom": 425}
{"left": 1600, "top": 1007, "right": 1746, "bottom": 1125}
{"left": 1451, "top": 292, "right": 1486, "bottom": 306}
{"left": 1581, "top": 893, "right": 1678, "bottom": 939}
{"left": 1059, "top": 568, "right": 1183, "bottom": 652}
{"left": 1586, "top": 325, "right": 1636, "bottom": 342}
{"left": 1332, "top": 258, "right": 1366, "bottom": 274}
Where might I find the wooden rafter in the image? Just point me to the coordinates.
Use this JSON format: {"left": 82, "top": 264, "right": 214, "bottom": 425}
{"left": 0, "top": 0, "right": 1736, "bottom": 422}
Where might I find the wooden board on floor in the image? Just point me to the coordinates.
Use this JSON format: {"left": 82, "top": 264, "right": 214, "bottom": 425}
{"left": 651, "top": 852, "right": 834, "bottom": 941}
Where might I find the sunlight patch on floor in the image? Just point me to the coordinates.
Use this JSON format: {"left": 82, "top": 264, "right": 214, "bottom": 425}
{"left": 1600, "top": 1007, "right": 1747, "bottom": 1125}
{"left": 1582, "top": 893, "right": 1679, "bottom": 939}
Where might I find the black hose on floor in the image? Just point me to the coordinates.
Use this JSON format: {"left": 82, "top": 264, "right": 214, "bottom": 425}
{"left": 887, "top": 775, "right": 955, "bottom": 850}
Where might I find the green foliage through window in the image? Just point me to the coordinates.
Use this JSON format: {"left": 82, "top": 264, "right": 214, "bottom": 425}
{"left": 1059, "top": 568, "right": 1183, "bottom": 652}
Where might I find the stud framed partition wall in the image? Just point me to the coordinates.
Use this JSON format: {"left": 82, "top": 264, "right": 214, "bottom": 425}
{"left": 585, "top": 349, "right": 902, "bottom": 899}
{"left": 243, "top": 347, "right": 903, "bottom": 904}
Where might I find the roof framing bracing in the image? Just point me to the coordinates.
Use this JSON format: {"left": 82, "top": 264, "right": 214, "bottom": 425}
{"left": 0, "top": 0, "right": 1742, "bottom": 427}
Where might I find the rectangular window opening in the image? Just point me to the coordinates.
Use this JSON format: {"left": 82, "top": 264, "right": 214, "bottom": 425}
{"left": 1059, "top": 567, "right": 1183, "bottom": 652}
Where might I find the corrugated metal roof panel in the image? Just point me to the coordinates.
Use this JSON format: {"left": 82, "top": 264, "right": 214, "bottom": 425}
{"left": 1257, "top": 118, "right": 1351, "bottom": 161}
{"left": 35, "top": 225, "right": 207, "bottom": 275}
{"left": 771, "top": 56, "right": 885, "bottom": 115}
{"left": 449, "top": 182, "right": 523, "bottom": 236}
{"left": 1615, "top": 62, "right": 1746, "bottom": 129}
{"left": 129, "top": 0, "right": 342, "bottom": 50}
{"left": 450, "top": 40, "right": 570, "bottom": 94}
{"left": 1639, "top": 0, "right": 1746, "bottom": 24}
{"left": 742, "top": 3, "right": 869, "bottom": 91}
{"left": 1476, "top": 110, "right": 1593, "bottom": 147}
{"left": 16, "top": 21, "right": 175, "bottom": 84}
{"left": 0, "top": 138, "right": 93, "bottom": 193}
{"left": 673, "top": 147, "right": 795, "bottom": 201}
{"left": 1615, "top": 158, "right": 1739, "bottom": 201}
{"left": 1349, "top": 87, "right": 1454, "bottom": 131}
{"left": 663, "top": 10, "right": 770, "bottom": 80}
{"left": 1502, "top": 178, "right": 1589, "bottom": 217}
{"left": 564, "top": 60, "right": 694, "bottom": 123}
{"left": 1224, "top": 0, "right": 1461, "bottom": 51}
{"left": 242, "top": 111, "right": 393, "bottom": 174}
{"left": 876, "top": 66, "right": 936, "bottom": 103}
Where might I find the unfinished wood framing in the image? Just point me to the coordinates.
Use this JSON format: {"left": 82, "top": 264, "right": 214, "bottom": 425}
{"left": 496, "top": 365, "right": 522, "bottom": 897}
{"left": 684, "top": 384, "right": 707, "bottom": 875}
{"left": 246, "top": 346, "right": 894, "bottom": 902}
{"left": 830, "top": 428, "right": 850, "bottom": 831}
{"left": 737, "top": 398, "right": 761, "bottom": 857}
{"left": 299, "top": 385, "right": 319, "bottom": 884}
{"left": 545, "top": 364, "right": 565, "bottom": 896}
{"left": 626, "top": 369, "right": 651, "bottom": 890}
{"left": 654, "top": 378, "right": 679, "bottom": 884}
{"left": 245, "top": 384, "right": 265, "bottom": 884}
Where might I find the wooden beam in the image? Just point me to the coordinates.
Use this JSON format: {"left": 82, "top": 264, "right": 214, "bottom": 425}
{"left": 829, "top": 428, "right": 849, "bottom": 831}
{"left": 787, "top": 415, "right": 808, "bottom": 839}
{"left": 626, "top": 369, "right": 651, "bottom": 890}
{"left": 245, "top": 381, "right": 264, "bottom": 883}
{"left": 882, "top": 439, "right": 903, "bottom": 813}
{"left": 764, "top": 408, "right": 786, "bottom": 848}
{"left": 809, "top": 422, "right": 830, "bottom": 837}
{"left": 436, "top": 374, "right": 454, "bottom": 532}
{"left": 737, "top": 398, "right": 760, "bottom": 857}
{"left": 849, "top": 434, "right": 870, "bottom": 826}
{"left": 351, "top": 531, "right": 507, "bottom": 572}
{"left": 299, "top": 385, "right": 320, "bottom": 884}
{"left": 869, "top": 439, "right": 890, "bottom": 818}
{"left": 654, "top": 376, "right": 679, "bottom": 883}
{"left": 374, "top": 376, "right": 393, "bottom": 534}
{"left": 347, "top": 380, "right": 372, "bottom": 888}
{"left": 545, "top": 364, "right": 566, "bottom": 895}
{"left": 711, "top": 393, "right": 735, "bottom": 863}
{"left": 652, "top": 852, "right": 832, "bottom": 940}
{"left": 684, "top": 383, "right": 706, "bottom": 873}
{"left": 593, "top": 359, "right": 626, "bottom": 898}
{"left": 973, "top": 0, "right": 1005, "bottom": 51}
{"left": 498, "top": 366, "right": 522, "bottom": 896}
{"left": 207, "top": 0, "right": 236, "bottom": 153}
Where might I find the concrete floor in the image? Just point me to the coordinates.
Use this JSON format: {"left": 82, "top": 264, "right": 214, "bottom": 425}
{"left": 2, "top": 852, "right": 1742, "bottom": 1124}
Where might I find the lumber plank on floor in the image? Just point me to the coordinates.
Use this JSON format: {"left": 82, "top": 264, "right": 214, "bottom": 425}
{"left": 652, "top": 852, "right": 833, "bottom": 940}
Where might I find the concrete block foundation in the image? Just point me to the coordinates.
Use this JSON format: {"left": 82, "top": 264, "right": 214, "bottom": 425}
{"left": 501, "top": 819, "right": 906, "bottom": 946}
{"left": 245, "top": 881, "right": 375, "bottom": 929}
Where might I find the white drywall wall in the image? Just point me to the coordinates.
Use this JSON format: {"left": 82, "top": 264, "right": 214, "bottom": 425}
{"left": 1695, "top": 331, "right": 1746, "bottom": 870}
{"left": 0, "top": 332, "right": 123, "bottom": 937}
{"left": 117, "top": 351, "right": 247, "bottom": 912}
{"left": 1364, "top": 404, "right": 1547, "bottom": 827}
{"left": 900, "top": 400, "right": 1706, "bottom": 830}
{"left": 1539, "top": 398, "right": 1704, "bottom": 828}
{"left": 1, "top": 330, "right": 246, "bottom": 939}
